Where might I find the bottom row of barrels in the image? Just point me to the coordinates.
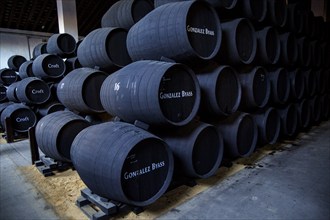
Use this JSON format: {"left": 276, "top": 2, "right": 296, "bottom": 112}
{"left": 32, "top": 95, "right": 330, "bottom": 207}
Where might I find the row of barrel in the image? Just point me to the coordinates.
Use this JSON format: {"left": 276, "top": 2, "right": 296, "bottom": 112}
{"left": 32, "top": 59, "right": 330, "bottom": 208}
{"left": 0, "top": 0, "right": 329, "bottom": 211}
{"left": 2, "top": 57, "right": 328, "bottom": 133}
{"left": 0, "top": 30, "right": 84, "bottom": 133}
{"left": 61, "top": 0, "right": 330, "bottom": 209}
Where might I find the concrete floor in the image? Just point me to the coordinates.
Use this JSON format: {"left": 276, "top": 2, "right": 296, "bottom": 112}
{"left": 0, "top": 121, "right": 329, "bottom": 220}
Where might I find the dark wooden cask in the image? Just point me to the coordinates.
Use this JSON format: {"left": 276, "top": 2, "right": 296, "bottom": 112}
{"left": 252, "top": 107, "right": 280, "bottom": 146}
{"left": 46, "top": 33, "right": 76, "bottom": 58}
{"left": 32, "top": 54, "right": 66, "bottom": 79}
{"left": 16, "top": 77, "right": 51, "bottom": 104}
{"left": 35, "top": 110, "right": 90, "bottom": 162}
{"left": 57, "top": 68, "right": 108, "bottom": 113}
{"left": 296, "top": 99, "right": 312, "bottom": 129}
{"left": 101, "top": 0, "right": 153, "bottom": 30}
{"left": 71, "top": 121, "right": 174, "bottom": 206}
{"left": 279, "top": 32, "right": 298, "bottom": 66}
{"left": 0, "top": 84, "right": 7, "bottom": 103}
{"left": 277, "top": 104, "right": 298, "bottom": 137}
{"left": 297, "top": 37, "right": 311, "bottom": 67}
{"left": 0, "top": 103, "right": 37, "bottom": 133}
{"left": 7, "top": 55, "right": 27, "bottom": 71}
{"left": 237, "top": 66, "right": 270, "bottom": 110}
{"left": 6, "top": 82, "right": 20, "bottom": 103}
{"left": 127, "top": 0, "right": 221, "bottom": 64}
{"left": 214, "top": 112, "right": 258, "bottom": 158}
{"left": 268, "top": 68, "right": 290, "bottom": 105}
{"left": 266, "top": 0, "right": 287, "bottom": 27}
{"left": 216, "top": 18, "right": 257, "bottom": 65}
{"left": 196, "top": 64, "right": 241, "bottom": 117}
{"left": 33, "top": 42, "right": 48, "bottom": 59}
{"left": 309, "top": 96, "right": 322, "bottom": 125}
{"left": 18, "top": 60, "right": 34, "bottom": 79}
{"left": 0, "top": 68, "right": 18, "bottom": 86}
{"left": 288, "top": 69, "right": 305, "bottom": 101}
{"left": 100, "top": 60, "right": 200, "bottom": 126}
{"left": 254, "top": 26, "right": 280, "bottom": 65}
{"left": 154, "top": 120, "right": 223, "bottom": 178}
{"left": 36, "top": 102, "right": 65, "bottom": 117}
{"left": 302, "top": 69, "right": 316, "bottom": 98}
{"left": 77, "top": 27, "right": 132, "bottom": 72}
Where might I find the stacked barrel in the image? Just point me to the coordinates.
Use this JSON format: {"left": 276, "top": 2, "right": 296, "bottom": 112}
{"left": 70, "top": 0, "right": 225, "bottom": 207}
{"left": 2, "top": 0, "right": 329, "bottom": 209}
{"left": 69, "top": 0, "right": 330, "bottom": 207}
{"left": 0, "top": 33, "right": 83, "bottom": 136}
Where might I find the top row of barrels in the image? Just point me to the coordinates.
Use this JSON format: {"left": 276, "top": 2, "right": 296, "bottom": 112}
{"left": 2, "top": 0, "right": 328, "bottom": 78}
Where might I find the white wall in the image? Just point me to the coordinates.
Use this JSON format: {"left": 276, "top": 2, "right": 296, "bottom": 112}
{"left": 0, "top": 28, "right": 51, "bottom": 69}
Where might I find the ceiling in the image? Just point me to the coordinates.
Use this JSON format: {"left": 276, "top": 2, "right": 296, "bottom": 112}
{"left": 0, "top": 0, "right": 119, "bottom": 36}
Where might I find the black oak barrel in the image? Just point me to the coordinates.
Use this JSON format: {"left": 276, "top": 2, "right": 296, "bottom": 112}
{"left": 154, "top": 0, "right": 187, "bottom": 7}
{"left": 285, "top": 3, "right": 304, "bottom": 34}
{"left": 214, "top": 112, "right": 258, "bottom": 158}
{"left": 310, "top": 40, "right": 322, "bottom": 68}
{"left": 255, "top": 26, "right": 280, "bottom": 65}
{"left": 240, "top": 0, "right": 268, "bottom": 22}
{"left": 154, "top": 0, "right": 225, "bottom": 9}
{"left": 71, "top": 121, "right": 174, "bottom": 206}
{"left": 216, "top": 18, "right": 257, "bottom": 65}
{"left": 35, "top": 110, "right": 90, "bottom": 162}
{"left": 0, "top": 84, "right": 7, "bottom": 103}
{"left": 127, "top": 0, "right": 221, "bottom": 64}
{"left": 36, "top": 102, "right": 65, "bottom": 117}
{"left": 266, "top": 0, "right": 287, "bottom": 27}
{"left": 153, "top": 120, "right": 223, "bottom": 179}
{"left": 237, "top": 66, "right": 270, "bottom": 110}
{"left": 18, "top": 60, "right": 34, "bottom": 79}
{"left": 297, "top": 37, "right": 311, "bottom": 67}
{"left": 0, "top": 68, "right": 18, "bottom": 86}
{"left": 57, "top": 68, "right": 108, "bottom": 113}
{"left": 0, "top": 103, "right": 37, "bottom": 133}
{"left": 196, "top": 64, "right": 241, "bottom": 117}
{"left": 279, "top": 32, "right": 298, "bottom": 66}
{"left": 320, "top": 94, "right": 330, "bottom": 120}
{"left": 309, "top": 96, "right": 322, "bottom": 125}
{"left": 64, "top": 57, "right": 82, "bottom": 75}
{"left": 101, "top": 0, "right": 153, "bottom": 30}
{"left": 0, "top": 102, "right": 13, "bottom": 130}
{"left": 288, "top": 68, "right": 305, "bottom": 101}
{"left": 216, "top": 0, "right": 238, "bottom": 9}
{"left": 302, "top": 69, "right": 316, "bottom": 98}
{"left": 100, "top": 60, "right": 201, "bottom": 126}
{"left": 296, "top": 99, "right": 312, "bottom": 129}
{"left": 7, "top": 55, "right": 27, "bottom": 71}
{"left": 277, "top": 104, "right": 298, "bottom": 137}
{"left": 251, "top": 107, "right": 280, "bottom": 146}
{"left": 77, "top": 27, "right": 132, "bottom": 72}
{"left": 267, "top": 68, "right": 290, "bottom": 105}
{"left": 321, "top": 42, "right": 330, "bottom": 68}
{"left": 0, "top": 102, "right": 12, "bottom": 115}
{"left": 315, "top": 69, "right": 327, "bottom": 95}
{"left": 32, "top": 54, "right": 66, "bottom": 79}
{"left": 6, "top": 82, "right": 20, "bottom": 103}
{"left": 32, "top": 42, "right": 48, "bottom": 59}
{"left": 46, "top": 33, "right": 76, "bottom": 58}
{"left": 15, "top": 77, "right": 51, "bottom": 104}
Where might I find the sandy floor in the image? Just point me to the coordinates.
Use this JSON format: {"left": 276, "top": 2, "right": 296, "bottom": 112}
{"left": 17, "top": 140, "right": 293, "bottom": 220}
